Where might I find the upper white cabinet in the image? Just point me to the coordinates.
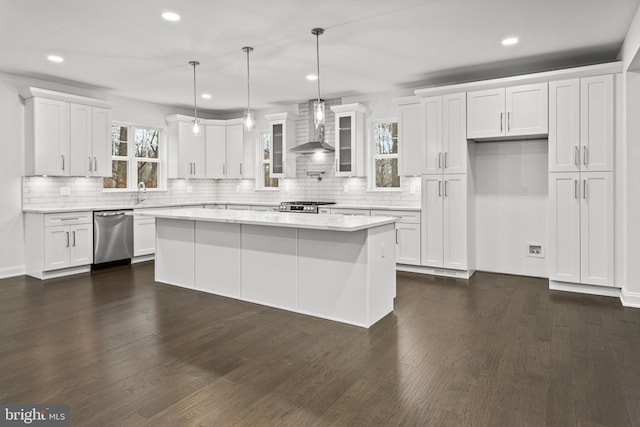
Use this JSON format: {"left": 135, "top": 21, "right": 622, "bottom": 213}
{"left": 21, "top": 88, "right": 111, "bottom": 177}
{"left": 226, "top": 123, "right": 245, "bottom": 178}
{"left": 549, "top": 75, "right": 614, "bottom": 172}
{"left": 330, "top": 103, "right": 367, "bottom": 177}
{"left": 69, "top": 104, "right": 111, "bottom": 177}
{"left": 166, "top": 115, "right": 205, "bottom": 179}
{"left": 422, "top": 93, "right": 467, "bottom": 175}
{"left": 397, "top": 101, "right": 422, "bottom": 176}
{"left": 467, "top": 83, "right": 548, "bottom": 140}
{"left": 265, "top": 113, "right": 297, "bottom": 178}
{"left": 204, "top": 123, "right": 226, "bottom": 179}
{"left": 203, "top": 120, "right": 249, "bottom": 179}
{"left": 548, "top": 172, "right": 614, "bottom": 286}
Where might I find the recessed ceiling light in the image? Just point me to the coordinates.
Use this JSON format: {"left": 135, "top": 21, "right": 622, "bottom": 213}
{"left": 502, "top": 37, "right": 519, "bottom": 46}
{"left": 161, "top": 11, "right": 181, "bottom": 22}
{"left": 201, "top": 93, "right": 211, "bottom": 100}
{"left": 47, "top": 55, "right": 64, "bottom": 63}
{"left": 306, "top": 74, "right": 318, "bottom": 81}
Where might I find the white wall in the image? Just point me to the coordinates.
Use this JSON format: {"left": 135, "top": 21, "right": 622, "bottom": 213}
{"left": 473, "top": 140, "right": 548, "bottom": 277}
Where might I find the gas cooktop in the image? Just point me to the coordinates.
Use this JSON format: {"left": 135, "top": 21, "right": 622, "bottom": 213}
{"left": 279, "top": 201, "right": 336, "bottom": 214}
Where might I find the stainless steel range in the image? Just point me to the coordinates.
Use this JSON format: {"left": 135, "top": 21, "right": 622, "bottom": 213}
{"left": 279, "top": 201, "right": 335, "bottom": 214}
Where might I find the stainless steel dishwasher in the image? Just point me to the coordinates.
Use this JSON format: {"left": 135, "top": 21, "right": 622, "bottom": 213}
{"left": 93, "top": 210, "right": 134, "bottom": 266}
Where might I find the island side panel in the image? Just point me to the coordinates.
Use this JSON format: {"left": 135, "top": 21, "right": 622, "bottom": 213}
{"left": 241, "top": 224, "right": 298, "bottom": 310}
{"left": 195, "top": 221, "right": 241, "bottom": 298}
{"left": 297, "top": 229, "right": 368, "bottom": 326}
{"left": 366, "top": 223, "right": 396, "bottom": 326}
{"left": 155, "top": 218, "right": 195, "bottom": 288}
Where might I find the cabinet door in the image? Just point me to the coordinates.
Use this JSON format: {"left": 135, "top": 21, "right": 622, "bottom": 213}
{"left": 226, "top": 124, "right": 244, "bottom": 178}
{"left": 398, "top": 103, "right": 423, "bottom": 176}
{"left": 581, "top": 75, "right": 613, "bottom": 172}
{"left": 466, "top": 88, "right": 505, "bottom": 139}
{"left": 396, "top": 222, "right": 421, "bottom": 265}
{"left": 505, "top": 83, "right": 548, "bottom": 137}
{"left": 204, "top": 125, "right": 226, "bottom": 179}
{"left": 442, "top": 93, "right": 467, "bottom": 174}
{"left": 580, "top": 172, "right": 614, "bottom": 286}
{"left": 44, "top": 225, "right": 70, "bottom": 270}
{"left": 335, "top": 112, "right": 354, "bottom": 176}
{"left": 91, "top": 107, "right": 112, "bottom": 177}
{"left": 548, "top": 173, "right": 581, "bottom": 284}
{"left": 177, "top": 122, "right": 193, "bottom": 178}
{"left": 69, "top": 224, "right": 93, "bottom": 267}
{"left": 422, "top": 97, "right": 442, "bottom": 175}
{"left": 421, "top": 176, "right": 444, "bottom": 267}
{"left": 443, "top": 175, "right": 467, "bottom": 270}
{"left": 271, "top": 122, "right": 285, "bottom": 177}
{"left": 549, "top": 79, "right": 580, "bottom": 172}
{"left": 69, "top": 103, "right": 92, "bottom": 176}
{"left": 190, "top": 131, "right": 205, "bottom": 178}
{"left": 34, "top": 98, "right": 69, "bottom": 176}
{"left": 134, "top": 218, "right": 156, "bottom": 256}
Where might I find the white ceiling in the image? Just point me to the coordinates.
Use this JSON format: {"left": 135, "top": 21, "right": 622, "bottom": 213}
{"left": 1, "top": 0, "right": 638, "bottom": 114}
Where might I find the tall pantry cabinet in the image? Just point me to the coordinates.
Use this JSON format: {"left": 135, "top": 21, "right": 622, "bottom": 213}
{"left": 548, "top": 74, "right": 616, "bottom": 289}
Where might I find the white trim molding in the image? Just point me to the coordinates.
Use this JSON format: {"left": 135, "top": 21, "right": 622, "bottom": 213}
{"left": 396, "top": 264, "right": 475, "bottom": 279}
{"left": 549, "top": 280, "right": 622, "bottom": 298}
{"left": 621, "top": 289, "right": 640, "bottom": 308}
{"left": 0, "top": 265, "right": 26, "bottom": 279}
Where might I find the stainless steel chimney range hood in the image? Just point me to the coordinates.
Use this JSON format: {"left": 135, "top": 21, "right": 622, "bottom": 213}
{"left": 289, "top": 100, "right": 335, "bottom": 154}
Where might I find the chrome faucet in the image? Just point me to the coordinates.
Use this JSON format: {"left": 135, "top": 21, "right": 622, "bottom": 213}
{"left": 136, "top": 181, "right": 147, "bottom": 204}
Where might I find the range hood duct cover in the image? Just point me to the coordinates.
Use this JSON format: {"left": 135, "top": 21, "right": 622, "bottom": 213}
{"left": 289, "top": 100, "right": 335, "bottom": 153}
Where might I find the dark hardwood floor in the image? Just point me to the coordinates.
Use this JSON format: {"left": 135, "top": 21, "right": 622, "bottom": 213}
{"left": 1, "top": 262, "right": 639, "bottom": 426}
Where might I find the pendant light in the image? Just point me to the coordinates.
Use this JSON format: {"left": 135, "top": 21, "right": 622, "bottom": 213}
{"left": 242, "top": 46, "right": 255, "bottom": 131}
{"left": 311, "top": 27, "right": 325, "bottom": 129}
{"left": 189, "top": 60, "right": 201, "bottom": 135}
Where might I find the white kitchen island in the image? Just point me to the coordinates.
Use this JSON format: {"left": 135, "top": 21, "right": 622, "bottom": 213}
{"left": 138, "top": 208, "right": 397, "bottom": 328}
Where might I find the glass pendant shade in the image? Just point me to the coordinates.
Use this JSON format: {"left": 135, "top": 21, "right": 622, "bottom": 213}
{"left": 192, "top": 119, "right": 200, "bottom": 136}
{"left": 244, "top": 110, "right": 255, "bottom": 131}
{"left": 313, "top": 99, "right": 325, "bottom": 128}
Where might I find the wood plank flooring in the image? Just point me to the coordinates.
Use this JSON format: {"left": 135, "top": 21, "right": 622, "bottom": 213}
{"left": 1, "top": 262, "right": 639, "bottom": 426}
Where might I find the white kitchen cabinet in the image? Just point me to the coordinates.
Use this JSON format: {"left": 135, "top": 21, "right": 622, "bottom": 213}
{"left": 227, "top": 204, "right": 251, "bottom": 211}
{"left": 265, "top": 113, "right": 297, "bottom": 178}
{"left": 166, "top": 116, "right": 205, "bottom": 179}
{"left": 226, "top": 123, "right": 245, "bottom": 178}
{"left": 330, "top": 103, "right": 367, "bottom": 177}
{"left": 549, "top": 172, "right": 614, "bottom": 287}
{"left": 69, "top": 104, "right": 111, "bottom": 177}
{"left": 371, "top": 209, "right": 421, "bottom": 266}
{"left": 37, "top": 212, "right": 93, "bottom": 272}
{"left": 204, "top": 124, "right": 226, "bottom": 178}
{"left": 22, "top": 88, "right": 111, "bottom": 177}
{"left": 421, "top": 175, "right": 469, "bottom": 270}
{"left": 549, "top": 75, "right": 614, "bottom": 173}
{"left": 330, "top": 208, "right": 370, "bottom": 216}
{"left": 133, "top": 217, "right": 156, "bottom": 257}
{"left": 397, "top": 102, "right": 422, "bottom": 176}
{"left": 422, "top": 93, "right": 467, "bottom": 175}
{"left": 467, "top": 83, "right": 548, "bottom": 140}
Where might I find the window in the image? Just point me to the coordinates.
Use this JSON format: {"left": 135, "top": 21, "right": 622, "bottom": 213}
{"left": 372, "top": 120, "right": 400, "bottom": 189}
{"left": 257, "top": 131, "right": 279, "bottom": 189}
{"left": 104, "top": 123, "right": 162, "bottom": 190}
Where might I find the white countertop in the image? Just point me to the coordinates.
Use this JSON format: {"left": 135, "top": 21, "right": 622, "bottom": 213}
{"left": 138, "top": 208, "right": 397, "bottom": 232}
{"left": 23, "top": 201, "right": 420, "bottom": 214}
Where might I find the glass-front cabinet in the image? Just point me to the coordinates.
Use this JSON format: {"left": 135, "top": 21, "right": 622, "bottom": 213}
{"left": 330, "top": 103, "right": 368, "bottom": 177}
{"left": 265, "top": 112, "right": 297, "bottom": 178}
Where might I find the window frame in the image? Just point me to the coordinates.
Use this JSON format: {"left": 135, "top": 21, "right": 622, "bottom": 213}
{"left": 103, "top": 122, "right": 165, "bottom": 192}
{"left": 256, "top": 130, "right": 279, "bottom": 191}
{"left": 370, "top": 117, "right": 401, "bottom": 191}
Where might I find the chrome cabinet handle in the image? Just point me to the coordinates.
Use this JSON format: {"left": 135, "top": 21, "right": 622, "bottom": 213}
{"left": 395, "top": 228, "right": 398, "bottom": 244}
{"left": 444, "top": 180, "right": 448, "bottom": 197}
{"left": 438, "top": 152, "right": 442, "bottom": 169}
{"left": 223, "top": 164, "right": 226, "bottom": 176}
{"left": 65, "top": 232, "right": 69, "bottom": 248}
{"left": 240, "top": 163, "right": 243, "bottom": 176}
{"left": 438, "top": 180, "right": 442, "bottom": 197}
{"left": 507, "top": 112, "right": 511, "bottom": 132}
{"left": 574, "top": 179, "right": 578, "bottom": 199}
{"left": 444, "top": 152, "right": 448, "bottom": 169}
{"left": 500, "top": 113, "right": 503, "bottom": 132}
{"left": 583, "top": 179, "right": 587, "bottom": 199}
{"left": 89, "top": 156, "right": 93, "bottom": 172}
{"left": 574, "top": 146, "right": 579, "bottom": 166}
{"left": 61, "top": 155, "right": 65, "bottom": 171}
{"left": 94, "top": 157, "right": 97, "bottom": 172}
{"left": 72, "top": 231, "right": 76, "bottom": 247}
{"left": 583, "top": 145, "right": 588, "bottom": 166}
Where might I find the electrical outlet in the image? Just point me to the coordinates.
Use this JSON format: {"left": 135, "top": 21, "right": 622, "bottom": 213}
{"left": 235, "top": 185, "right": 240, "bottom": 192}
{"left": 343, "top": 184, "right": 349, "bottom": 193}
{"left": 186, "top": 185, "right": 193, "bottom": 193}
{"left": 527, "top": 242, "right": 544, "bottom": 258}
{"left": 285, "top": 182, "right": 290, "bottom": 192}
{"left": 410, "top": 183, "right": 417, "bottom": 194}
{"left": 521, "top": 186, "right": 528, "bottom": 196}
{"left": 59, "top": 187, "right": 70, "bottom": 196}
{"left": 380, "top": 243, "right": 385, "bottom": 259}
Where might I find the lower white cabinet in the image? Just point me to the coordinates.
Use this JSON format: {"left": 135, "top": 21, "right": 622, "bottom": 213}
{"left": 25, "top": 211, "right": 93, "bottom": 279}
{"left": 371, "top": 209, "right": 421, "bottom": 265}
{"left": 421, "top": 175, "right": 469, "bottom": 270}
{"left": 549, "top": 172, "right": 614, "bottom": 287}
{"left": 330, "top": 208, "right": 370, "bottom": 216}
{"left": 133, "top": 217, "right": 156, "bottom": 257}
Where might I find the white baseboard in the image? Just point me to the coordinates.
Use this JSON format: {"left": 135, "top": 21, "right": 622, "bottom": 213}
{"left": 549, "top": 280, "right": 622, "bottom": 298}
{"left": 621, "top": 289, "right": 640, "bottom": 308}
{"left": 396, "top": 264, "right": 474, "bottom": 279}
{"left": 0, "top": 265, "right": 26, "bottom": 279}
{"left": 132, "top": 254, "right": 154, "bottom": 264}
{"left": 27, "top": 265, "right": 91, "bottom": 280}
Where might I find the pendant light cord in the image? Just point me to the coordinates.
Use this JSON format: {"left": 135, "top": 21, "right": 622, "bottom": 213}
{"left": 315, "top": 32, "right": 321, "bottom": 101}
{"left": 246, "top": 49, "right": 251, "bottom": 110}
{"left": 191, "top": 61, "right": 198, "bottom": 122}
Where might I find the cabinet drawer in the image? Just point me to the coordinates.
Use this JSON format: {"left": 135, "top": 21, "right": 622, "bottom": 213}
{"left": 227, "top": 205, "right": 251, "bottom": 211}
{"left": 44, "top": 211, "right": 92, "bottom": 227}
{"left": 331, "top": 208, "right": 370, "bottom": 216}
{"left": 371, "top": 209, "right": 420, "bottom": 223}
